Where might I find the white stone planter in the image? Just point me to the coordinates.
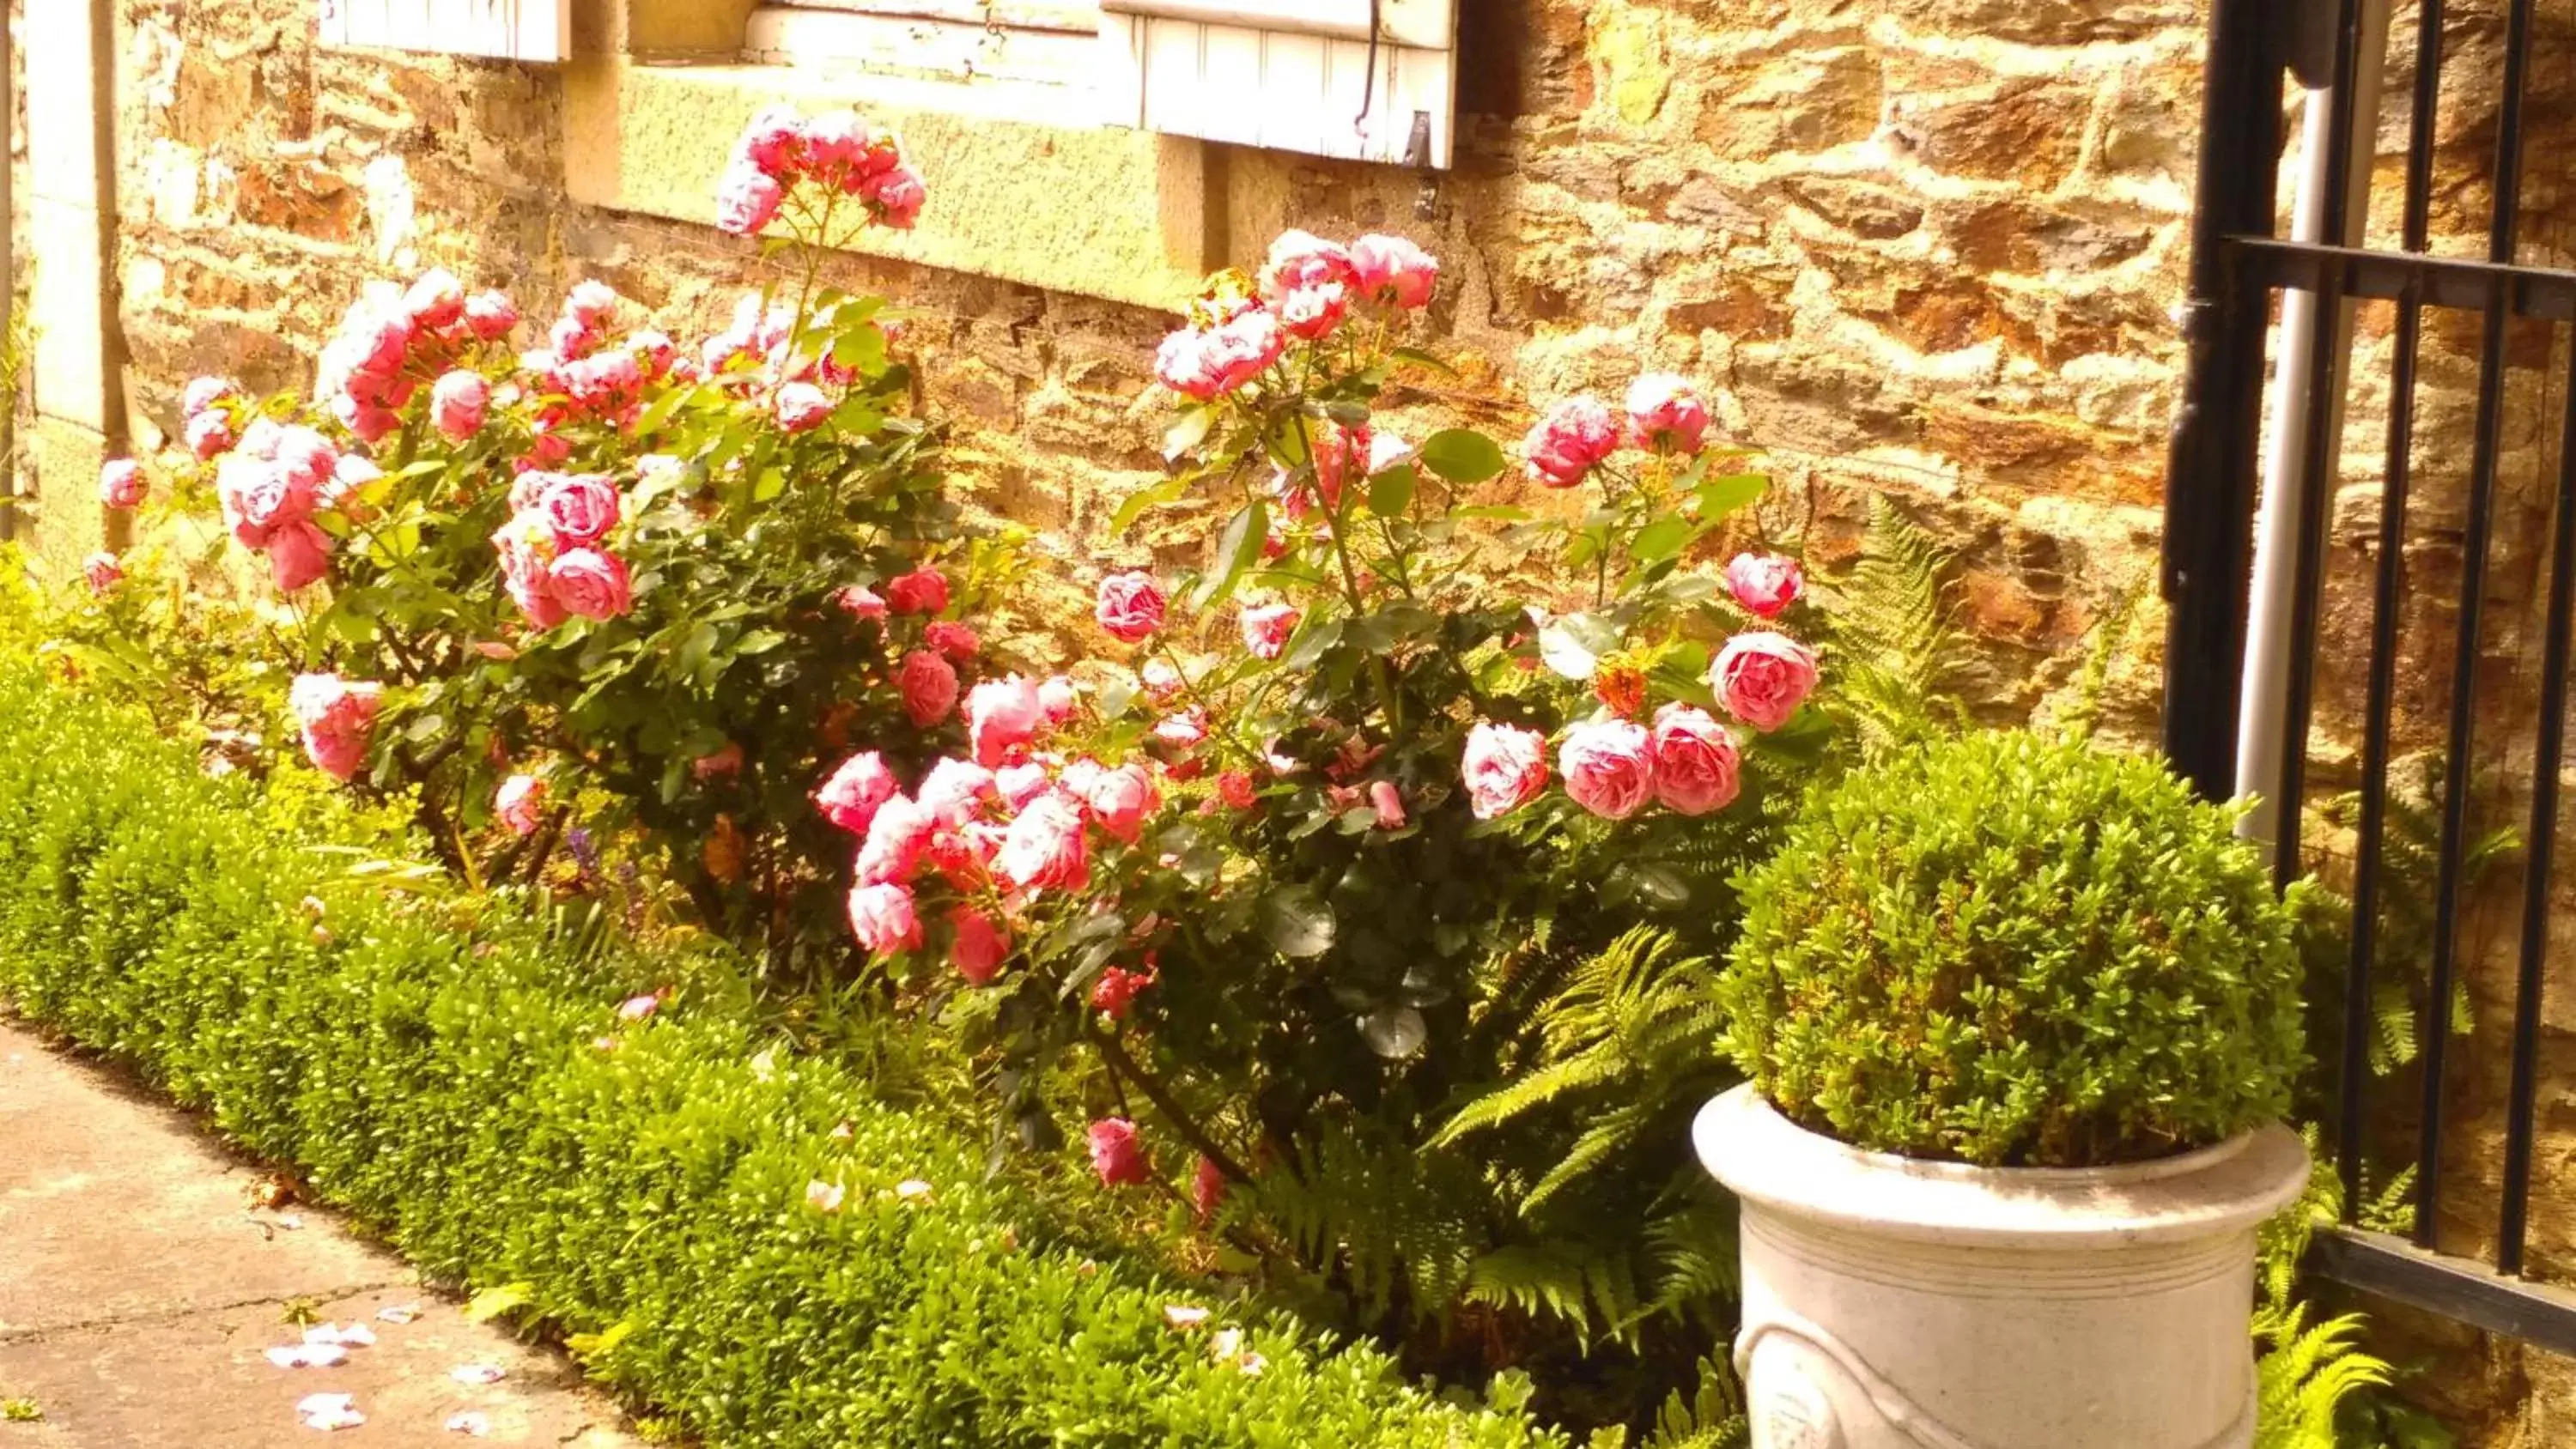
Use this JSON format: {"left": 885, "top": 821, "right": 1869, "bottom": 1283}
{"left": 1693, "top": 1084, "right": 2310, "bottom": 1449}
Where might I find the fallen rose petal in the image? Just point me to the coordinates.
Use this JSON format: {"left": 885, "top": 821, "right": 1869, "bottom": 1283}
{"left": 295, "top": 1392, "right": 365, "bottom": 1431}
{"left": 1212, "top": 1327, "right": 1244, "bottom": 1361}
{"left": 805, "top": 1179, "right": 847, "bottom": 1213}
{"left": 264, "top": 1343, "right": 348, "bottom": 1369}
{"left": 1163, "top": 1305, "right": 1211, "bottom": 1330}
{"left": 1237, "top": 1351, "right": 1268, "bottom": 1376}
{"left": 445, "top": 1411, "right": 491, "bottom": 1437}
{"left": 450, "top": 1364, "right": 506, "bottom": 1385}
{"left": 275, "top": 1214, "right": 304, "bottom": 1230}
{"left": 375, "top": 1303, "right": 422, "bottom": 1325}
{"left": 895, "top": 1179, "right": 933, "bottom": 1201}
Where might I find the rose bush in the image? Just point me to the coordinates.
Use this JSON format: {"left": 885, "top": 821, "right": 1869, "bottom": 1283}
{"left": 78, "top": 106, "right": 999, "bottom": 971}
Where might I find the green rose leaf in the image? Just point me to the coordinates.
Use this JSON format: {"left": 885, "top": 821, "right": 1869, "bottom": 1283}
{"left": 1538, "top": 611, "right": 1622, "bottom": 680}
{"left": 1419, "top": 429, "right": 1506, "bottom": 484}
{"left": 1259, "top": 886, "right": 1338, "bottom": 958}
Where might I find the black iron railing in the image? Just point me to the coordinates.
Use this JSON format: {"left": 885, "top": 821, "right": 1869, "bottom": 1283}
{"left": 2162, "top": 0, "right": 2576, "bottom": 1343}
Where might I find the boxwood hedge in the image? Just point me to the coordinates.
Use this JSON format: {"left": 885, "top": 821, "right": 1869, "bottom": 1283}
{"left": 0, "top": 665, "right": 1558, "bottom": 1448}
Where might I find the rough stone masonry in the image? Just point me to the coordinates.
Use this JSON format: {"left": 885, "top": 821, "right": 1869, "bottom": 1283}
{"left": 27, "top": 0, "right": 2576, "bottom": 1441}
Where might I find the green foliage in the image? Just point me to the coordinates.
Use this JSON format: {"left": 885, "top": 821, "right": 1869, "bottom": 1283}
{"left": 0, "top": 664, "right": 1559, "bottom": 1449}
{"left": 1821, "top": 497, "right": 1966, "bottom": 761}
{"left": 1722, "top": 731, "right": 2312, "bottom": 1166}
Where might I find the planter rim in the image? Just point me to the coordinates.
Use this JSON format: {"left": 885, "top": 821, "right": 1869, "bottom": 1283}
{"left": 1693, "top": 1084, "right": 2310, "bottom": 1248}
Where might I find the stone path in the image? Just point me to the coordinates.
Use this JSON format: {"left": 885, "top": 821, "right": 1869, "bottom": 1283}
{"left": 0, "top": 1016, "right": 640, "bottom": 1446}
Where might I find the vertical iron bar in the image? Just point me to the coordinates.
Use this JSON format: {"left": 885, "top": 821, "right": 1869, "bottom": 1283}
{"left": 2347, "top": 0, "right": 2445, "bottom": 1232}
{"left": 2161, "top": 0, "right": 2282, "bottom": 799}
{"left": 2274, "top": 0, "right": 2368, "bottom": 891}
{"left": 2497, "top": 340, "right": 2576, "bottom": 1276}
{"left": 2420, "top": 0, "right": 2537, "bottom": 1245}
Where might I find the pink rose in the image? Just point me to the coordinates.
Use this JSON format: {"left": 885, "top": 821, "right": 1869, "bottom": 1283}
{"left": 1523, "top": 397, "right": 1621, "bottom": 488}
{"left": 1095, "top": 572, "right": 1166, "bottom": 643}
{"left": 1153, "top": 709, "right": 1209, "bottom": 750}
{"left": 847, "top": 882, "right": 924, "bottom": 955}
{"left": 716, "top": 161, "right": 787, "bottom": 237}
{"left": 565, "top": 280, "right": 622, "bottom": 329}
{"left": 431, "top": 370, "right": 489, "bottom": 441}
{"left": 993, "top": 762, "right": 1051, "bottom": 810}
{"left": 1193, "top": 1155, "right": 1226, "bottom": 1221}
{"left": 1711, "top": 631, "right": 1820, "bottom": 732}
{"left": 185, "top": 409, "right": 236, "bottom": 460}
{"left": 1724, "top": 553, "right": 1803, "bottom": 620}
{"left": 1649, "top": 703, "right": 1741, "bottom": 815}
{"left": 1350, "top": 233, "right": 1439, "bottom": 309}
{"left": 493, "top": 510, "right": 566, "bottom": 628}
{"left": 1089, "top": 964, "right": 1151, "bottom": 1019}
{"left": 290, "top": 673, "right": 382, "bottom": 782}
{"left": 183, "top": 376, "right": 240, "bottom": 415}
{"left": 1368, "top": 779, "right": 1406, "bottom": 829}
{"left": 775, "top": 381, "right": 833, "bottom": 433}
{"left": 325, "top": 454, "right": 384, "bottom": 515}
{"left": 548, "top": 549, "right": 634, "bottom": 621}
{"left": 495, "top": 773, "right": 547, "bottom": 836}
{"left": 1087, "top": 1117, "right": 1151, "bottom": 1187}
{"left": 863, "top": 166, "right": 926, "bottom": 229}
{"left": 273, "top": 427, "right": 339, "bottom": 493}
{"left": 266, "top": 519, "right": 334, "bottom": 592}
{"left": 1082, "top": 761, "right": 1161, "bottom": 844}
{"left": 1202, "top": 309, "right": 1285, "bottom": 396}
{"left": 1140, "top": 659, "right": 1183, "bottom": 703}
{"left": 1257, "top": 230, "right": 1356, "bottom": 300}
{"left": 1461, "top": 722, "right": 1549, "bottom": 821}
{"left": 885, "top": 568, "right": 951, "bottom": 617}
{"left": 1154, "top": 329, "right": 1221, "bottom": 401}
{"left": 217, "top": 457, "right": 315, "bottom": 548}
{"left": 405, "top": 269, "right": 466, "bottom": 330}
{"left": 465, "top": 289, "right": 519, "bottom": 342}
{"left": 950, "top": 908, "right": 1007, "bottom": 985}
{"left": 1625, "top": 373, "right": 1710, "bottom": 453}
{"left": 896, "top": 649, "right": 960, "bottom": 727}
{"left": 1278, "top": 282, "right": 1348, "bottom": 341}
{"left": 1558, "top": 719, "right": 1656, "bottom": 821}
{"left": 799, "top": 109, "right": 867, "bottom": 174}
{"left": 817, "top": 751, "right": 900, "bottom": 834}
{"left": 967, "top": 676, "right": 1045, "bottom": 768}
{"left": 1215, "top": 769, "right": 1258, "bottom": 810}
{"left": 99, "top": 460, "right": 146, "bottom": 510}
{"left": 82, "top": 551, "right": 122, "bottom": 597}
{"left": 993, "top": 791, "right": 1090, "bottom": 894}
{"left": 855, "top": 794, "right": 937, "bottom": 886}
{"left": 836, "top": 585, "right": 889, "bottom": 622}
{"left": 1037, "top": 675, "right": 1078, "bottom": 724}
{"left": 916, "top": 757, "right": 998, "bottom": 825}
{"left": 1239, "top": 602, "right": 1299, "bottom": 661}
{"left": 537, "top": 472, "right": 622, "bottom": 548}
{"left": 737, "top": 104, "right": 805, "bottom": 176}
{"left": 924, "top": 621, "right": 979, "bottom": 660}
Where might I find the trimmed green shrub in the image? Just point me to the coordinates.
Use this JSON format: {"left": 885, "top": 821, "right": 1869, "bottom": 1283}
{"left": 1718, "top": 731, "right": 2310, "bottom": 1167}
{"left": 0, "top": 664, "right": 1558, "bottom": 1448}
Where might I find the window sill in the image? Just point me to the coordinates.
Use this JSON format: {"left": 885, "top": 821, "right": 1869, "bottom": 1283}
{"left": 562, "top": 55, "right": 1212, "bottom": 312}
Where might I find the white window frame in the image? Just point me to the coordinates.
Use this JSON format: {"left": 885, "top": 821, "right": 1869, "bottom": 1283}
{"left": 318, "top": 0, "right": 568, "bottom": 63}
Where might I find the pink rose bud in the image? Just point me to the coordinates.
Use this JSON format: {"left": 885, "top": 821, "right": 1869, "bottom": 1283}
{"left": 1649, "top": 703, "right": 1742, "bottom": 815}
{"left": 775, "top": 380, "right": 833, "bottom": 433}
{"left": 266, "top": 519, "right": 335, "bottom": 592}
{"left": 430, "top": 370, "right": 489, "bottom": 441}
{"left": 1523, "top": 397, "right": 1621, "bottom": 488}
{"left": 1095, "top": 571, "right": 1167, "bottom": 644}
{"left": 465, "top": 289, "right": 519, "bottom": 342}
{"left": 1350, "top": 233, "right": 1440, "bottom": 310}
{"left": 405, "top": 268, "right": 466, "bottom": 330}
{"left": 183, "top": 375, "right": 240, "bottom": 415}
{"left": 950, "top": 908, "right": 1007, "bottom": 985}
{"left": 1215, "top": 769, "right": 1259, "bottom": 810}
{"left": 847, "top": 882, "right": 924, "bottom": 955}
{"left": 817, "top": 751, "right": 901, "bottom": 834}
{"left": 1240, "top": 602, "right": 1299, "bottom": 661}
{"left": 82, "top": 550, "right": 123, "bottom": 597}
{"left": 993, "top": 791, "right": 1090, "bottom": 894}
{"left": 835, "top": 585, "right": 889, "bottom": 622}
{"left": 1724, "top": 553, "right": 1803, "bottom": 620}
{"left": 1036, "top": 675, "right": 1078, "bottom": 724}
{"left": 896, "top": 648, "right": 960, "bottom": 727}
{"left": 1193, "top": 1155, "right": 1226, "bottom": 1222}
{"left": 186, "top": 409, "right": 237, "bottom": 460}
{"left": 885, "top": 567, "right": 951, "bottom": 616}
{"left": 967, "top": 676, "right": 1046, "bottom": 769}
{"left": 617, "top": 992, "right": 660, "bottom": 1022}
{"left": 1368, "top": 779, "right": 1406, "bottom": 830}
{"left": 1461, "top": 721, "right": 1550, "bottom": 822}
{"left": 1087, "top": 1117, "right": 1151, "bottom": 1187}
{"left": 736, "top": 103, "right": 806, "bottom": 177}
{"left": 495, "top": 773, "right": 548, "bottom": 836}
{"left": 98, "top": 459, "right": 146, "bottom": 510}
{"left": 1710, "top": 631, "right": 1820, "bottom": 733}
{"left": 1625, "top": 373, "right": 1710, "bottom": 454}
{"left": 1558, "top": 718, "right": 1656, "bottom": 821}
{"left": 863, "top": 165, "right": 927, "bottom": 229}
{"left": 547, "top": 549, "right": 634, "bottom": 621}
{"left": 1081, "top": 761, "right": 1162, "bottom": 845}
{"left": 1089, "top": 964, "right": 1151, "bottom": 1020}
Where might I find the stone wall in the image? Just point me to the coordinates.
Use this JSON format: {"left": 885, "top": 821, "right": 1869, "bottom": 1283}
{"left": 32, "top": 0, "right": 2576, "bottom": 1440}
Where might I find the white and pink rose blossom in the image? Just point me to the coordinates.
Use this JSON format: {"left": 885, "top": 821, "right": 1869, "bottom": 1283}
{"left": 1710, "top": 631, "right": 1820, "bottom": 733}
{"left": 1724, "top": 553, "right": 1803, "bottom": 620}
{"left": 1461, "top": 722, "right": 1550, "bottom": 821}
{"left": 1649, "top": 703, "right": 1741, "bottom": 815}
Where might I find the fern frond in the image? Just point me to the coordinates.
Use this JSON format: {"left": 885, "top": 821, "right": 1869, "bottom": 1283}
{"left": 1825, "top": 495, "right": 1968, "bottom": 761}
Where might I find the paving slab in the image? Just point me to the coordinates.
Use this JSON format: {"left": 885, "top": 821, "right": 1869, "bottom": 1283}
{"left": 0, "top": 1017, "right": 642, "bottom": 1446}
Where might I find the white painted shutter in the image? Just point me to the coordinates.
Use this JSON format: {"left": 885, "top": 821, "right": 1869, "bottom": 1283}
{"left": 319, "top": 0, "right": 569, "bottom": 64}
{"left": 1098, "top": 0, "right": 1455, "bottom": 168}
